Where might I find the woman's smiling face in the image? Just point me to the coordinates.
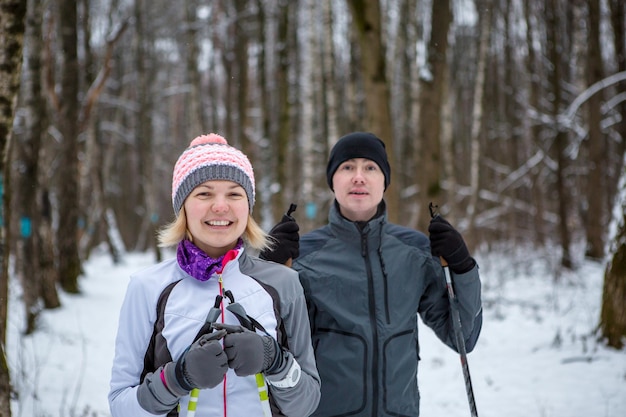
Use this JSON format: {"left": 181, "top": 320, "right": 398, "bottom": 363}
{"left": 183, "top": 180, "right": 249, "bottom": 258}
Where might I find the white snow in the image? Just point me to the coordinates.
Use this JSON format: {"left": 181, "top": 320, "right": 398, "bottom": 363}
{"left": 6, "top": 247, "right": 626, "bottom": 417}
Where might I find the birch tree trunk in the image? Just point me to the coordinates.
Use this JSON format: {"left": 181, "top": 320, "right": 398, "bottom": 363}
{"left": 299, "top": 0, "right": 316, "bottom": 231}
{"left": 600, "top": 159, "right": 626, "bottom": 349}
{"left": 321, "top": 1, "right": 339, "bottom": 150}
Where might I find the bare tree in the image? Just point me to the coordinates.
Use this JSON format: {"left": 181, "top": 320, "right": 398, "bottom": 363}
{"left": 524, "top": 0, "right": 548, "bottom": 246}
{"left": 0, "top": 0, "right": 26, "bottom": 413}
{"left": 5, "top": 4, "right": 626, "bottom": 359}
{"left": 415, "top": 0, "right": 453, "bottom": 231}
{"left": 607, "top": 0, "right": 626, "bottom": 218}
{"left": 584, "top": 0, "right": 607, "bottom": 260}
{"left": 133, "top": 0, "right": 161, "bottom": 260}
{"left": 271, "top": 0, "right": 298, "bottom": 222}
{"left": 465, "top": 0, "right": 491, "bottom": 243}
{"left": 546, "top": 0, "right": 574, "bottom": 269}
{"left": 55, "top": 0, "right": 82, "bottom": 292}
{"left": 184, "top": 0, "right": 206, "bottom": 135}
{"left": 346, "top": 0, "right": 397, "bottom": 221}
{"left": 14, "top": 0, "right": 60, "bottom": 335}
{"left": 600, "top": 162, "right": 626, "bottom": 348}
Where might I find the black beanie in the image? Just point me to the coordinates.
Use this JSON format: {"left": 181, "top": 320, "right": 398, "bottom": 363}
{"left": 326, "top": 132, "right": 391, "bottom": 190}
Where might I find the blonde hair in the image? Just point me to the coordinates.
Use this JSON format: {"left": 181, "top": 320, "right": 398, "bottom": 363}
{"left": 158, "top": 208, "right": 270, "bottom": 253}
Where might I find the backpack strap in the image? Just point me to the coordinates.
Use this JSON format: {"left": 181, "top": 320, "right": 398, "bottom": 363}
{"left": 140, "top": 279, "right": 181, "bottom": 382}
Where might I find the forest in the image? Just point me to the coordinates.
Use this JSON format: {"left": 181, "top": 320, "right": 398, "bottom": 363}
{"left": 0, "top": 0, "right": 625, "bottom": 415}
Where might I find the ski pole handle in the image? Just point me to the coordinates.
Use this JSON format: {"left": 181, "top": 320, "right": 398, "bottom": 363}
{"left": 282, "top": 203, "right": 297, "bottom": 267}
{"left": 428, "top": 202, "right": 451, "bottom": 267}
{"left": 284, "top": 203, "right": 297, "bottom": 221}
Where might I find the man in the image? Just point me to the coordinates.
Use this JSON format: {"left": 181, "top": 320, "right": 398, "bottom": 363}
{"left": 262, "top": 131, "right": 482, "bottom": 416}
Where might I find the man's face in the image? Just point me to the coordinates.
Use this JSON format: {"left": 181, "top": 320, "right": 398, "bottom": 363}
{"left": 332, "top": 158, "right": 385, "bottom": 222}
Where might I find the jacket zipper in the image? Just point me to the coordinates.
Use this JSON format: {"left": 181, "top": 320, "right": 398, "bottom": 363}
{"left": 218, "top": 274, "right": 227, "bottom": 417}
{"left": 361, "top": 231, "right": 379, "bottom": 416}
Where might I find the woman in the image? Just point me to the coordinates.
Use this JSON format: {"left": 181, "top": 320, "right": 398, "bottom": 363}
{"left": 109, "top": 133, "right": 320, "bottom": 417}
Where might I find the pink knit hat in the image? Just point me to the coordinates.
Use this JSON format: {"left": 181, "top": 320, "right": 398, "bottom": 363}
{"left": 171, "top": 133, "right": 255, "bottom": 214}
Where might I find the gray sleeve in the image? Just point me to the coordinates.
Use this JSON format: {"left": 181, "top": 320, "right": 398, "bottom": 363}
{"left": 136, "top": 365, "right": 180, "bottom": 414}
{"left": 451, "top": 265, "right": 483, "bottom": 352}
{"left": 419, "top": 260, "right": 483, "bottom": 353}
{"left": 268, "top": 274, "right": 321, "bottom": 417}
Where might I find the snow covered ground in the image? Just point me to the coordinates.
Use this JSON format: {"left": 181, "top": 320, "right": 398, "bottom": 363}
{"left": 6, "top": 246, "right": 626, "bottom": 417}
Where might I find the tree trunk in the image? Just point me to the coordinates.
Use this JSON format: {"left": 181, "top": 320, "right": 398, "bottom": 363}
{"left": 233, "top": 0, "right": 250, "bottom": 151}
{"left": 600, "top": 161, "right": 626, "bottom": 348}
{"left": 15, "top": 0, "right": 60, "bottom": 334}
{"left": 185, "top": 0, "right": 205, "bottom": 135}
{"left": 607, "top": 0, "right": 626, "bottom": 225}
{"left": 57, "top": 0, "right": 82, "bottom": 292}
{"left": 601, "top": 0, "right": 626, "bottom": 348}
{"left": 546, "top": 0, "right": 573, "bottom": 269}
{"left": 38, "top": 189, "right": 59, "bottom": 309}
{"left": 318, "top": 0, "right": 339, "bottom": 222}
{"left": 134, "top": 0, "right": 160, "bottom": 260}
{"left": 524, "top": 0, "right": 547, "bottom": 246}
{"left": 466, "top": 0, "right": 491, "bottom": 244}
{"left": 298, "top": 0, "right": 316, "bottom": 231}
{"left": 415, "top": 0, "right": 452, "bottom": 231}
{"left": 0, "top": 0, "right": 26, "bottom": 413}
{"left": 272, "top": 0, "right": 295, "bottom": 222}
{"left": 347, "top": 0, "right": 398, "bottom": 222}
{"left": 584, "top": 0, "right": 606, "bottom": 260}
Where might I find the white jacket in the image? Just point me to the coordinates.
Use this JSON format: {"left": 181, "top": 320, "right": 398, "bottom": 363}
{"left": 109, "top": 248, "right": 320, "bottom": 417}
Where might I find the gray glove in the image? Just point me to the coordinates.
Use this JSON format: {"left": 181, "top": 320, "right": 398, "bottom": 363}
{"left": 137, "top": 329, "right": 228, "bottom": 414}
{"left": 212, "top": 323, "right": 282, "bottom": 376}
{"left": 168, "top": 329, "right": 229, "bottom": 393}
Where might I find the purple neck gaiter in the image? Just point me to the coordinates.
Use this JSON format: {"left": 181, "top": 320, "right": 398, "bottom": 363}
{"left": 176, "top": 239, "right": 243, "bottom": 282}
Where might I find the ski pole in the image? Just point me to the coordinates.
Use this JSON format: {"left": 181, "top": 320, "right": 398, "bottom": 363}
{"left": 222, "top": 291, "right": 272, "bottom": 417}
{"left": 281, "top": 203, "right": 298, "bottom": 267}
{"left": 428, "top": 203, "right": 478, "bottom": 417}
{"left": 188, "top": 295, "right": 224, "bottom": 417}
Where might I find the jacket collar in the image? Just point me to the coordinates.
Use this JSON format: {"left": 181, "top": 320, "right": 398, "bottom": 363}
{"left": 328, "top": 199, "right": 387, "bottom": 238}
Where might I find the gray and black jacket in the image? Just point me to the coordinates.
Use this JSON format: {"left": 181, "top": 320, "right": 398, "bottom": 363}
{"left": 109, "top": 248, "right": 320, "bottom": 417}
{"left": 293, "top": 201, "right": 482, "bottom": 417}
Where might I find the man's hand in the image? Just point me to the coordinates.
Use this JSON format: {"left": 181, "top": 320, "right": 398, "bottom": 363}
{"left": 260, "top": 219, "right": 300, "bottom": 265}
{"left": 428, "top": 216, "right": 475, "bottom": 274}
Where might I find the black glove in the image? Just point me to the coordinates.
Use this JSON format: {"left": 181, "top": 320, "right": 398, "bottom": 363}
{"left": 213, "top": 323, "right": 283, "bottom": 376}
{"left": 260, "top": 218, "right": 300, "bottom": 264}
{"left": 428, "top": 216, "right": 475, "bottom": 274}
{"left": 137, "top": 329, "right": 228, "bottom": 414}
